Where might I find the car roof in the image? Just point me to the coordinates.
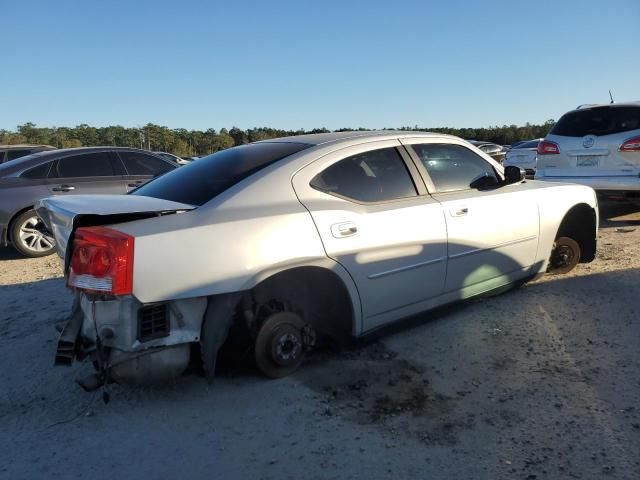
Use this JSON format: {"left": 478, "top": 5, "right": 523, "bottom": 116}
{"left": 0, "top": 144, "right": 56, "bottom": 150}
{"left": 574, "top": 101, "right": 640, "bottom": 111}
{"left": 256, "top": 130, "right": 457, "bottom": 147}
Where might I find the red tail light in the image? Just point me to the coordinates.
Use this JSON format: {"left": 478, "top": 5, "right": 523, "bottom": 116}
{"left": 68, "top": 227, "right": 134, "bottom": 295}
{"left": 537, "top": 140, "right": 560, "bottom": 155}
{"left": 620, "top": 136, "right": 640, "bottom": 152}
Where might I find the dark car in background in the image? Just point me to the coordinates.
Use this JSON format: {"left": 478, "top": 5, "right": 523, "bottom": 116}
{"left": 0, "top": 147, "right": 177, "bottom": 257}
{"left": 0, "top": 144, "right": 56, "bottom": 164}
{"left": 467, "top": 140, "right": 507, "bottom": 163}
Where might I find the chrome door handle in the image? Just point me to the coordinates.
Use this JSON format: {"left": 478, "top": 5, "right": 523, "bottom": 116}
{"left": 450, "top": 206, "right": 468, "bottom": 217}
{"left": 331, "top": 222, "right": 358, "bottom": 238}
{"left": 52, "top": 185, "right": 75, "bottom": 192}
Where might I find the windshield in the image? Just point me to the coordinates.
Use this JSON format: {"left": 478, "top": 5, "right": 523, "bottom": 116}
{"left": 132, "top": 142, "right": 311, "bottom": 206}
{"left": 551, "top": 106, "right": 640, "bottom": 137}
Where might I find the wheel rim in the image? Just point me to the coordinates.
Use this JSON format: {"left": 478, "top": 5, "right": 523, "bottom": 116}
{"left": 18, "top": 216, "right": 55, "bottom": 253}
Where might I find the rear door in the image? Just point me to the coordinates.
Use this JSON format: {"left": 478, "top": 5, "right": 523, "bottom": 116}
{"left": 116, "top": 151, "right": 177, "bottom": 191}
{"left": 401, "top": 138, "right": 539, "bottom": 298}
{"left": 46, "top": 151, "right": 126, "bottom": 195}
{"left": 293, "top": 140, "right": 448, "bottom": 331}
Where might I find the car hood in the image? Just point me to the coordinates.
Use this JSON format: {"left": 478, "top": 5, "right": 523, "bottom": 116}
{"left": 35, "top": 194, "right": 195, "bottom": 259}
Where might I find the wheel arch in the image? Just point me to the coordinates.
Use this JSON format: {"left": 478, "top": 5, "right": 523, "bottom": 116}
{"left": 555, "top": 203, "right": 597, "bottom": 263}
{"left": 7, "top": 205, "right": 35, "bottom": 243}
{"left": 243, "top": 260, "right": 362, "bottom": 342}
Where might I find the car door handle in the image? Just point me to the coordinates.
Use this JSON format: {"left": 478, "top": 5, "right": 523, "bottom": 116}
{"left": 51, "top": 185, "right": 75, "bottom": 192}
{"left": 450, "top": 206, "right": 468, "bottom": 217}
{"left": 127, "top": 181, "right": 145, "bottom": 187}
{"left": 331, "top": 222, "right": 358, "bottom": 238}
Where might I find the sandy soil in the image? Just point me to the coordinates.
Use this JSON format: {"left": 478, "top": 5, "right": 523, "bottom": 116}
{"left": 1, "top": 200, "right": 639, "bottom": 480}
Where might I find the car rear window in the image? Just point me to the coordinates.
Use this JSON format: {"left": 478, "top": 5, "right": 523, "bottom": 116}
{"left": 132, "top": 142, "right": 311, "bottom": 206}
{"left": 515, "top": 140, "right": 540, "bottom": 149}
{"left": 551, "top": 106, "right": 640, "bottom": 137}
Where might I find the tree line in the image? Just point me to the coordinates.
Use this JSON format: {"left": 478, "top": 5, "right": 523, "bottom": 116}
{"left": 0, "top": 121, "right": 555, "bottom": 157}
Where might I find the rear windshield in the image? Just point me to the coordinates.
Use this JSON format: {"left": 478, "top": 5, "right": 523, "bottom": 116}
{"left": 132, "top": 142, "right": 310, "bottom": 206}
{"left": 551, "top": 106, "right": 640, "bottom": 137}
{"left": 514, "top": 140, "right": 540, "bottom": 149}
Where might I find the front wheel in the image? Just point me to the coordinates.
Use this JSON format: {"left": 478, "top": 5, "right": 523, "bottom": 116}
{"left": 548, "top": 236, "right": 581, "bottom": 275}
{"left": 10, "top": 209, "right": 56, "bottom": 257}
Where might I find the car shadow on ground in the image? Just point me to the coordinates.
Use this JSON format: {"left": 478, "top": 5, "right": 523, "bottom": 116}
{"left": 0, "top": 246, "right": 23, "bottom": 261}
{"left": 598, "top": 198, "right": 640, "bottom": 228}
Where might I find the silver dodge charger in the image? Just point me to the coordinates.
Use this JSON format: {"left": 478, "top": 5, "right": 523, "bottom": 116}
{"left": 37, "top": 131, "right": 598, "bottom": 389}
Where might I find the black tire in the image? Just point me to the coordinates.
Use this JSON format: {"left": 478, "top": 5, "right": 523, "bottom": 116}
{"left": 254, "top": 312, "right": 306, "bottom": 379}
{"left": 548, "top": 236, "right": 581, "bottom": 275}
{"left": 10, "top": 209, "right": 56, "bottom": 258}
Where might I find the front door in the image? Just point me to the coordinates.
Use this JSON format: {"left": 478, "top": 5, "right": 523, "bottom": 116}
{"left": 293, "top": 140, "right": 448, "bottom": 332}
{"left": 402, "top": 139, "right": 539, "bottom": 298}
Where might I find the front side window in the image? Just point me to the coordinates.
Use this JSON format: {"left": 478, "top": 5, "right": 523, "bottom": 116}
{"left": 411, "top": 144, "right": 499, "bottom": 193}
{"left": 119, "top": 151, "right": 175, "bottom": 176}
{"left": 310, "top": 147, "right": 417, "bottom": 203}
{"left": 53, "top": 152, "right": 115, "bottom": 178}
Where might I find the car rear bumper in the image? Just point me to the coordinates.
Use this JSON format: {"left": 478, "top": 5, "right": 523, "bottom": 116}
{"left": 534, "top": 172, "right": 640, "bottom": 191}
{"left": 55, "top": 293, "right": 207, "bottom": 384}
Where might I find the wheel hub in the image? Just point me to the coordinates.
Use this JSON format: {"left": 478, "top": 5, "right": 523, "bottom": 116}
{"left": 18, "top": 216, "right": 55, "bottom": 253}
{"left": 272, "top": 331, "right": 302, "bottom": 366}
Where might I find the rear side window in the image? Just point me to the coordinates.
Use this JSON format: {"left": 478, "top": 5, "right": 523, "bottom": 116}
{"left": 411, "top": 144, "right": 499, "bottom": 193}
{"left": 21, "top": 162, "right": 52, "bottom": 179}
{"left": 119, "top": 151, "right": 175, "bottom": 176}
{"left": 310, "top": 147, "right": 417, "bottom": 203}
{"left": 6, "top": 149, "right": 34, "bottom": 161}
{"left": 53, "top": 152, "right": 116, "bottom": 178}
{"left": 132, "top": 142, "right": 310, "bottom": 206}
{"left": 551, "top": 106, "right": 640, "bottom": 137}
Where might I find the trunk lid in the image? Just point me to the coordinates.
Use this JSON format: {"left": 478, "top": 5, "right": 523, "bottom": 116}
{"left": 35, "top": 194, "right": 195, "bottom": 259}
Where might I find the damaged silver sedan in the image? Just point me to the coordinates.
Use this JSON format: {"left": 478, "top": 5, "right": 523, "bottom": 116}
{"left": 37, "top": 131, "right": 598, "bottom": 390}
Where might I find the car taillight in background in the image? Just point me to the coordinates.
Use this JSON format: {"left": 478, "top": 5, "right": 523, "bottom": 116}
{"left": 619, "top": 136, "right": 640, "bottom": 152}
{"left": 537, "top": 140, "right": 560, "bottom": 155}
{"left": 68, "top": 227, "right": 134, "bottom": 295}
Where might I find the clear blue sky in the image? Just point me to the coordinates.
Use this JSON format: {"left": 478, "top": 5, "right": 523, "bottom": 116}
{"left": 2, "top": 0, "right": 638, "bottom": 131}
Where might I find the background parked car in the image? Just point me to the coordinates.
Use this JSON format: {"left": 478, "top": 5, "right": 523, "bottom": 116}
{"left": 153, "top": 151, "right": 190, "bottom": 165}
{"left": 467, "top": 140, "right": 507, "bottom": 163}
{"left": 503, "top": 139, "right": 542, "bottom": 177}
{"left": 535, "top": 102, "right": 640, "bottom": 192}
{"left": 0, "top": 144, "right": 56, "bottom": 164}
{"left": 0, "top": 147, "right": 178, "bottom": 257}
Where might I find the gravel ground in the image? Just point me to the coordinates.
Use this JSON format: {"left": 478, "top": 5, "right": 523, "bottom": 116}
{"left": 1, "top": 200, "right": 639, "bottom": 480}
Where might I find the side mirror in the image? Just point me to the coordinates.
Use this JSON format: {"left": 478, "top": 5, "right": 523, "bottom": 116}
{"left": 504, "top": 165, "right": 525, "bottom": 185}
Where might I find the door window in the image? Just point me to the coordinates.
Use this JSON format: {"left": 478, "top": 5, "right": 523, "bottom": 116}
{"left": 21, "top": 162, "right": 53, "bottom": 179}
{"left": 411, "top": 144, "right": 499, "bottom": 193}
{"left": 119, "top": 151, "right": 175, "bottom": 176}
{"left": 310, "top": 147, "right": 417, "bottom": 203}
{"left": 6, "top": 149, "right": 33, "bottom": 161}
{"left": 53, "top": 152, "right": 115, "bottom": 178}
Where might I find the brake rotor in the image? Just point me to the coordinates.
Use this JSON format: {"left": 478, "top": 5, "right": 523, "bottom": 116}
{"left": 255, "top": 312, "right": 306, "bottom": 379}
{"left": 549, "top": 236, "right": 581, "bottom": 275}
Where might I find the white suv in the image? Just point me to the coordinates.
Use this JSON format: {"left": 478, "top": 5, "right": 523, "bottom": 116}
{"left": 535, "top": 102, "right": 640, "bottom": 191}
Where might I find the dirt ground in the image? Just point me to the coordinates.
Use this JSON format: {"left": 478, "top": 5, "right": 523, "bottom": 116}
{"left": 1, "top": 200, "right": 639, "bottom": 480}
